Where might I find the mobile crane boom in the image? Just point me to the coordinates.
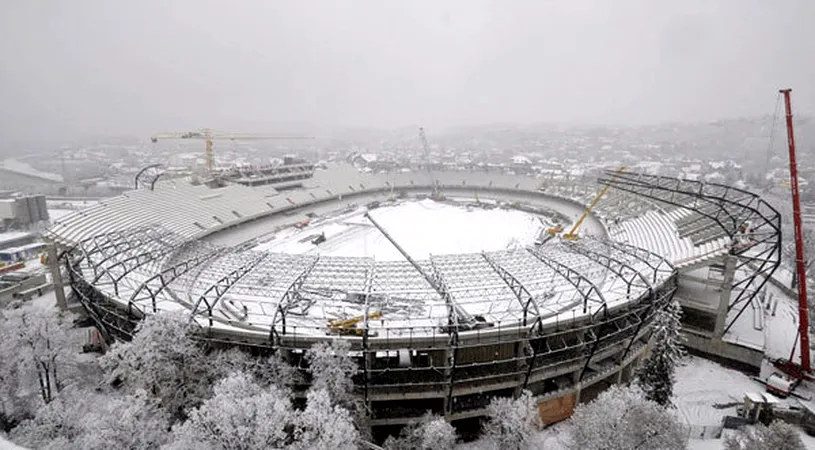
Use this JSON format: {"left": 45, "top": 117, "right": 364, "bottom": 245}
{"left": 563, "top": 167, "right": 626, "bottom": 240}
{"left": 781, "top": 88, "right": 810, "bottom": 372}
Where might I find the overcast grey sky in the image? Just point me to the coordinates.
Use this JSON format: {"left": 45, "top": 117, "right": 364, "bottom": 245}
{"left": 1, "top": 0, "right": 814, "bottom": 146}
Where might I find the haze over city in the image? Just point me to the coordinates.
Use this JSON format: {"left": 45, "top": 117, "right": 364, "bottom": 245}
{"left": 1, "top": 0, "right": 814, "bottom": 150}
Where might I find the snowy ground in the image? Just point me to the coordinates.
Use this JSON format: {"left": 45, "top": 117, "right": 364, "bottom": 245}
{"left": 672, "top": 355, "right": 815, "bottom": 449}
{"left": 673, "top": 356, "right": 763, "bottom": 426}
{"left": 457, "top": 355, "right": 815, "bottom": 449}
{"left": 255, "top": 199, "right": 543, "bottom": 260}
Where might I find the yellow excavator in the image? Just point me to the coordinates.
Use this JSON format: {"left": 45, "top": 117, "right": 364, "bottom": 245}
{"left": 328, "top": 311, "right": 382, "bottom": 336}
{"left": 562, "top": 167, "right": 626, "bottom": 241}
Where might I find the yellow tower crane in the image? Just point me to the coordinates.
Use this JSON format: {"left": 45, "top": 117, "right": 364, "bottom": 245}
{"left": 562, "top": 167, "right": 626, "bottom": 241}
{"left": 150, "top": 128, "right": 313, "bottom": 173}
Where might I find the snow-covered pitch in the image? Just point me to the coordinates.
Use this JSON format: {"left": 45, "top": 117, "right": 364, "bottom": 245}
{"left": 256, "top": 199, "right": 542, "bottom": 260}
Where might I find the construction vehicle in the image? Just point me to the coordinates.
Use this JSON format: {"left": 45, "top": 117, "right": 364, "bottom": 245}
{"left": 766, "top": 371, "right": 800, "bottom": 398}
{"left": 562, "top": 167, "right": 626, "bottom": 240}
{"left": 328, "top": 311, "right": 383, "bottom": 336}
{"left": 419, "top": 127, "right": 443, "bottom": 200}
{"left": 311, "top": 232, "right": 326, "bottom": 246}
{"left": 546, "top": 224, "right": 564, "bottom": 236}
{"left": 151, "top": 128, "right": 313, "bottom": 173}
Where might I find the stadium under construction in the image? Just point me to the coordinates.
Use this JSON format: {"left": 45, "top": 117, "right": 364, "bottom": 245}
{"left": 44, "top": 163, "right": 783, "bottom": 437}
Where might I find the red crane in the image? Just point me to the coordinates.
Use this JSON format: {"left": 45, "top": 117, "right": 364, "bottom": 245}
{"left": 781, "top": 88, "right": 811, "bottom": 372}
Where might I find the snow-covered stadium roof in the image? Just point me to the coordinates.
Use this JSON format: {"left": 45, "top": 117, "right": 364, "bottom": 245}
{"left": 68, "top": 224, "right": 673, "bottom": 340}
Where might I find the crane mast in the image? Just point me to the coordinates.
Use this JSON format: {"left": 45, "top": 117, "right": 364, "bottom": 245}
{"left": 781, "top": 88, "right": 811, "bottom": 372}
{"left": 419, "top": 127, "right": 439, "bottom": 199}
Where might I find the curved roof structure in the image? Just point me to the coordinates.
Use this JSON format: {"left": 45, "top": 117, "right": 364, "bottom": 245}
{"left": 67, "top": 219, "right": 672, "bottom": 342}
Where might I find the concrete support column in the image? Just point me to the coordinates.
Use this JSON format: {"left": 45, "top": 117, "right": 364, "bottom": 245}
{"left": 573, "top": 369, "right": 583, "bottom": 404}
{"left": 46, "top": 240, "right": 67, "bottom": 309}
{"left": 362, "top": 339, "right": 373, "bottom": 419}
{"left": 443, "top": 346, "right": 454, "bottom": 415}
{"left": 515, "top": 336, "right": 531, "bottom": 397}
{"left": 713, "top": 255, "right": 737, "bottom": 338}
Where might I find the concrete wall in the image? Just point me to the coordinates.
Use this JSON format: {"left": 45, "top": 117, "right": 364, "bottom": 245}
{"left": 0, "top": 200, "right": 13, "bottom": 219}
{"left": 683, "top": 331, "right": 764, "bottom": 370}
{"left": 37, "top": 196, "right": 49, "bottom": 221}
{"left": 0, "top": 195, "right": 49, "bottom": 228}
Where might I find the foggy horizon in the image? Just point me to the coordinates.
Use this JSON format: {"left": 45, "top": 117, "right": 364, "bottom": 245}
{"left": 2, "top": 0, "right": 814, "bottom": 149}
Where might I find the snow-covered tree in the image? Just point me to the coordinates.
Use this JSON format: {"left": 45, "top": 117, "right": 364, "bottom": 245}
{"left": 166, "top": 372, "right": 296, "bottom": 450}
{"left": 0, "top": 307, "right": 76, "bottom": 407}
{"left": 293, "top": 389, "right": 359, "bottom": 450}
{"left": 482, "top": 390, "right": 540, "bottom": 450}
{"left": 637, "top": 300, "right": 685, "bottom": 406}
{"left": 166, "top": 373, "right": 358, "bottom": 450}
{"left": 383, "top": 412, "right": 457, "bottom": 450}
{"left": 211, "top": 347, "right": 298, "bottom": 389}
{"left": 724, "top": 420, "right": 805, "bottom": 450}
{"left": 7, "top": 390, "right": 85, "bottom": 449}
{"left": 77, "top": 390, "right": 170, "bottom": 450}
{"left": 0, "top": 313, "right": 31, "bottom": 431}
{"left": 10, "top": 387, "right": 170, "bottom": 450}
{"left": 568, "top": 385, "right": 687, "bottom": 450}
{"left": 100, "top": 312, "right": 211, "bottom": 418}
{"left": 305, "top": 339, "right": 357, "bottom": 404}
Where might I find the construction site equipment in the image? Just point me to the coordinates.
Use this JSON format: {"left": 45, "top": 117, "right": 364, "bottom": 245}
{"left": 364, "top": 212, "right": 480, "bottom": 329}
{"left": 780, "top": 88, "right": 811, "bottom": 373}
{"left": 419, "top": 127, "right": 442, "bottom": 200}
{"left": 311, "top": 232, "right": 326, "bottom": 246}
{"left": 563, "top": 167, "right": 626, "bottom": 240}
{"left": 735, "top": 392, "right": 779, "bottom": 425}
{"left": 328, "top": 311, "right": 382, "bottom": 335}
{"left": 766, "top": 372, "right": 799, "bottom": 398}
{"left": 150, "top": 128, "right": 313, "bottom": 173}
{"left": 546, "top": 224, "right": 564, "bottom": 236}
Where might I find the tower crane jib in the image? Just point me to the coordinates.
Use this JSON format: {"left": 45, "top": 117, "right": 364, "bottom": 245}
{"left": 150, "top": 128, "right": 313, "bottom": 173}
